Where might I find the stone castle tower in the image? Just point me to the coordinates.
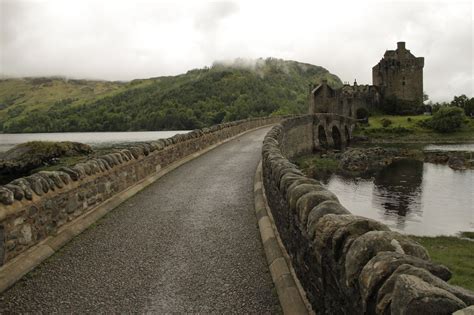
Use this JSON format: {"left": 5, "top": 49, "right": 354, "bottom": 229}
{"left": 309, "top": 42, "right": 424, "bottom": 118}
{"left": 372, "top": 42, "right": 424, "bottom": 105}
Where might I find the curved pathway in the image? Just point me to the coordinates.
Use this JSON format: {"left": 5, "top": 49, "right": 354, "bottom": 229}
{"left": 0, "top": 127, "right": 280, "bottom": 313}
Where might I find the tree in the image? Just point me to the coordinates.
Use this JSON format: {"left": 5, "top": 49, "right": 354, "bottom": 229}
{"left": 423, "top": 92, "right": 429, "bottom": 103}
{"left": 428, "top": 106, "right": 466, "bottom": 133}
{"left": 451, "top": 94, "right": 474, "bottom": 117}
{"left": 464, "top": 98, "right": 474, "bottom": 117}
{"left": 451, "top": 94, "right": 469, "bottom": 108}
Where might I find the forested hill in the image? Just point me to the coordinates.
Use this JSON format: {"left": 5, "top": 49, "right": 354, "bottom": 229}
{"left": 0, "top": 58, "right": 342, "bottom": 133}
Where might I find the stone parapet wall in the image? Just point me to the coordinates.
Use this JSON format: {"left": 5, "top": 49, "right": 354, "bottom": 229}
{"left": 262, "top": 115, "right": 474, "bottom": 314}
{"left": 278, "top": 115, "right": 314, "bottom": 159}
{"left": 0, "top": 116, "right": 280, "bottom": 265}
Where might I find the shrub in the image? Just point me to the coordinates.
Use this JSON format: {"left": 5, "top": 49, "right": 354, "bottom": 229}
{"left": 450, "top": 94, "right": 474, "bottom": 116}
{"left": 417, "top": 119, "right": 431, "bottom": 128}
{"left": 428, "top": 106, "right": 466, "bottom": 133}
{"left": 431, "top": 104, "right": 442, "bottom": 113}
{"left": 356, "top": 108, "right": 369, "bottom": 120}
{"left": 381, "top": 118, "right": 392, "bottom": 128}
{"left": 390, "top": 126, "right": 410, "bottom": 134}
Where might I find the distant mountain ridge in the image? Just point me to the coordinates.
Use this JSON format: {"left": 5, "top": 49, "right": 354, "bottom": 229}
{"left": 0, "top": 58, "right": 342, "bottom": 133}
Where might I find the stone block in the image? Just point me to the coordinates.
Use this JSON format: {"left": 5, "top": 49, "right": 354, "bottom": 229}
{"left": 345, "top": 230, "right": 433, "bottom": 288}
{"left": 390, "top": 275, "right": 465, "bottom": 315}
{"left": 287, "top": 183, "right": 325, "bottom": 213}
{"left": 377, "top": 264, "right": 474, "bottom": 314}
{"left": 278, "top": 174, "right": 311, "bottom": 195}
{"left": 454, "top": 306, "right": 474, "bottom": 315}
{"left": 58, "top": 167, "right": 81, "bottom": 181}
{"left": 306, "top": 201, "right": 351, "bottom": 238}
{"left": 5, "top": 184, "right": 24, "bottom": 201}
{"left": 10, "top": 178, "right": 34, "bottom": 200}
{"left": 0, "top": 187, "right": 15, "bottom": 205}
{"left": 25, "top": 176, "right": 46, "bottom": 195}
{"left": 296, "top": 190, "right": 338, "bottom": 226}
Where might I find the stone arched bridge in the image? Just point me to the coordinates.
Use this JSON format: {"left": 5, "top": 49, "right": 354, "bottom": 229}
{"left": 313, "top": 113, "right": 354, "bottom": 149}
{"left": 0, "top": 114, "right": 472, "bottom": 314}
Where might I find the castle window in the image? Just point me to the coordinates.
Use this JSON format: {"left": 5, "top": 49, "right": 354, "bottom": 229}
{"left": 402, "top": 81, "right": 406, "bottom": 86}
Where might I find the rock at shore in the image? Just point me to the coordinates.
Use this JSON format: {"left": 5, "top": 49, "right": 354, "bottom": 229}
{"left": 340, "top": 147, "right": 470, "bottom": 173}
{"left": 448, "top": 156, "right": 467, "bottom": 170}
{"left": 0, "top": 141, "right": 92, "bottom": 175}
{"left": 339, "top": 147, "right": 398, "bottom": 173}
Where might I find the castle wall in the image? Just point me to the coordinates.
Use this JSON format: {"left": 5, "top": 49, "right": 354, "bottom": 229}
{"left": 310, "top": 84, "right": 379, "bottom": 118}
{"left": 372, "top": 42, "right": 424, "bottom": 105}
{"left": 310, "top": 42, "right": 424, "bottom": 115}
{"left": 311, "top": 83, "right": 337, "bottom": 114}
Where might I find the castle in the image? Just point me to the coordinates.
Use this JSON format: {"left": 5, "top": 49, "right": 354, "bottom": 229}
{"left": 309, "top": 42, "right": 424, "bottom": 118}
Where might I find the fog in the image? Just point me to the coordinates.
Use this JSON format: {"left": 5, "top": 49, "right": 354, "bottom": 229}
{"left": 1, "top": 0, "right": 472, "bottom": 102}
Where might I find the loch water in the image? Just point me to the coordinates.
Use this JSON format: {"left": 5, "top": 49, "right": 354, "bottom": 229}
{"left": 324, "top": 157, "right": 474, "bottom": 236}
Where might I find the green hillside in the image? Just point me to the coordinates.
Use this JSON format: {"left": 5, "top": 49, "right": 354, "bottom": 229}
{"left": 0, "top": 58, "right": 342, "bottom": 133}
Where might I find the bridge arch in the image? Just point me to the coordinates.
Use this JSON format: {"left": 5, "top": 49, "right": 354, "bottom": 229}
{"left": 317, "top": 125, "right": 328, "bottom": 149}
{"left": 313, "top": 113, "right": 356, "bottom": 150}
{"left": 344, "top": 125, "right": 351, "bottom": 145}
{"left": 326, "top": 119, "right": 341, "bottom": 148}
{"left": 331, "top": 126, "right": 342, "bottom": 150}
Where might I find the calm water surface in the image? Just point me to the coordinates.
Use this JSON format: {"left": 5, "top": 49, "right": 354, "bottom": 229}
{"left": 424, "top": 143, "right": 474, "bottom": 152}
{"left": 0, "top": 131, "right": 189, "bottom": 152}
{"left": 325, "top": 159, "right": 473, "bottom": 236}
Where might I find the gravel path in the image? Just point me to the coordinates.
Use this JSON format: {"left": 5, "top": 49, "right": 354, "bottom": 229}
{"left": 0, "top": 127, "right": 281, "bottom": 313}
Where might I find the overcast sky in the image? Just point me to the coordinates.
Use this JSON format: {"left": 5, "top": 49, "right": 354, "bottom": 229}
{"left": 1, "top": 0, "right": 472, "bottom": 102}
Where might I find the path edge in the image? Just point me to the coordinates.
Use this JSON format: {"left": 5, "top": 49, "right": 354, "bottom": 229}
{"left": 254, "top": 161, "right": 314, "bottom": 315}
{"left": 0, "top": 125, "right": 272, "bottom": 294}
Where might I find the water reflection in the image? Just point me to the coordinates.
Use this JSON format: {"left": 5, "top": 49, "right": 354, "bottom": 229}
{"left": 325, "top": 159, "right": 474, "bottom": 236}
{"left": 373, "top": 159, "right": 423, "bottom": 230}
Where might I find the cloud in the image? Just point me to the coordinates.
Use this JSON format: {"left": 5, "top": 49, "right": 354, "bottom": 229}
{"left": 0, "top": 0, "right": 472, "bottom": 101}
{"left": 194, "top": 1, "right": 239, "bottom": 31}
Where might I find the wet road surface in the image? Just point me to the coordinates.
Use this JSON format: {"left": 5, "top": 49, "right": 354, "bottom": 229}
{"left": 0, "top": 127, "right": 281, "bottom": 313}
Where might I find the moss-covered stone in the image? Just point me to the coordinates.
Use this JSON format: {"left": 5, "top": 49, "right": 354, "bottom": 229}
{"left": 0, "top": 141, "right": 92, "bottom": 176}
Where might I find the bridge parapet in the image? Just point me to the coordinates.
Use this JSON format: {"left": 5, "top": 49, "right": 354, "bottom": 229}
{"left": 261, "top": 115, "right": 474, "bottom": 314}
{"left": 0, "top": 116, "right": 281, "bottom": 268}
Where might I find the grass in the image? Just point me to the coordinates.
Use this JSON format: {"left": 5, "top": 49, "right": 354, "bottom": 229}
{"left": 0, "top": 78, "right": 120, "bottom": 112}
{"left": 16, "top": 141, "right": 124, "bottom": 173}
{"left": 295, "top": 155, "right": 340, "bottom": 174}
{"left": 17, "top": 141, "right": 76, "bottom": 154}
{"left": 355, "top": 115, "right": 474, "bottom": 143}
{"left": 411, "top": 235, "right": 474, "bottom": 291}
{"left": 3, "top": 141, "right": 92, "bottom": 159}
{"left": 364, "top": 115, "right": 428, "bottom": 129}
{"left": 0, "top": 77, "right": 156, "bottom": 128}
{"left": 34, "top": 155, "right": 90, "bottom": 172}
